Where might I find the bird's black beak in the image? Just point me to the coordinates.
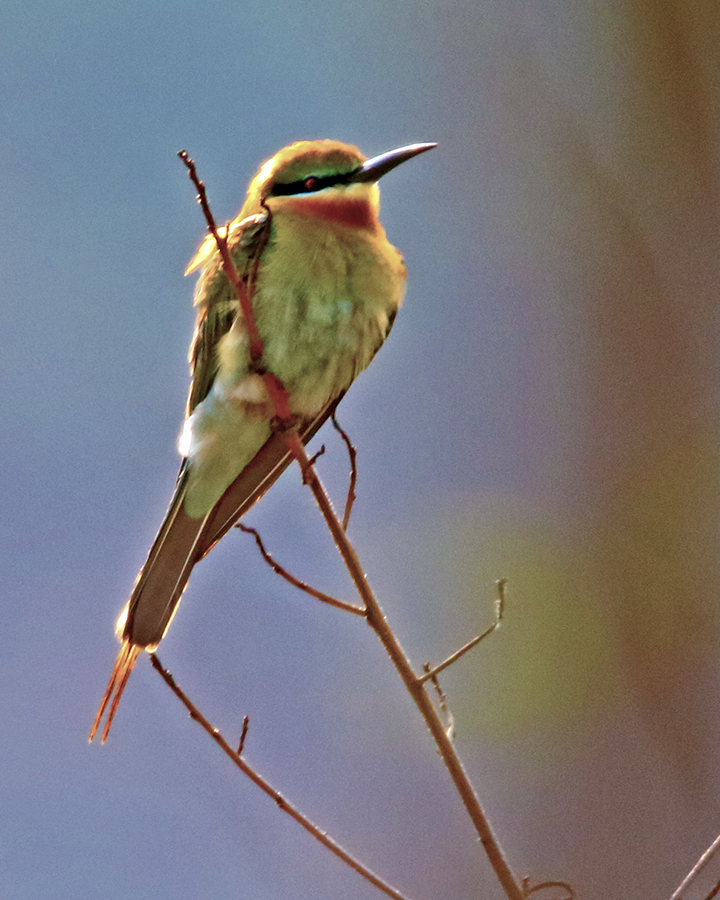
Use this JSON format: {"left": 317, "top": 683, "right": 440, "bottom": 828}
{"left": 348, "top": 142, "right": 437, "bottom": 184}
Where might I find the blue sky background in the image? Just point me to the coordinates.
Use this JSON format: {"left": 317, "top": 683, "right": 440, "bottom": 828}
{"left": 3, "top": 2, "right": 720, "bottom": 898}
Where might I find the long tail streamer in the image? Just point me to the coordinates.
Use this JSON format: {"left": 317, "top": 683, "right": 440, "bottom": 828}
{"left": 89, "top": 641, "right": 142, "bottom": 743}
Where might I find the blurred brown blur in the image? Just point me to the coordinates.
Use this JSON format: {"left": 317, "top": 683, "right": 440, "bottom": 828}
{"left": 389, "top": 3, "right": 720, "bottom": 894}
{"left": 564, "top": 0, "right": 720, "bottom": 784}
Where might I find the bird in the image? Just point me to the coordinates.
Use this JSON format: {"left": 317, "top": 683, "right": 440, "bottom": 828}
{"left": 89, "top": 138, "right": 436, "bottom": 742}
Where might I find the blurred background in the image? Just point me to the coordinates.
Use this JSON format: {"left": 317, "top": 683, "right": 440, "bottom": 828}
{"left": 2, "top": 1, "right": 720, "bottom": 898}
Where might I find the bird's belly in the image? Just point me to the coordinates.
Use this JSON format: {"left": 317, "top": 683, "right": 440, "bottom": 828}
{"left": 181, "top": 295, "right": 374, "bottom": 517}
{"left": 262, "top": 294, "right": 372, "bottom": 414}
{"left": 254, "top": 229, "right": 403, "bottom": 414}
{"left": 182, "top": 229, "right": 404, "bottom": 517}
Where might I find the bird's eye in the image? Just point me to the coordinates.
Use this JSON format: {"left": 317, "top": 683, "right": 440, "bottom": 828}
{"left": 304, "top": 176, "right": 319, "bottom": 192}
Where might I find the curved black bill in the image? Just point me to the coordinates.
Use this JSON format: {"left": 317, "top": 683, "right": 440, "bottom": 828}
{"left": 349, "top": 142, "right": 437, "bottom": 184}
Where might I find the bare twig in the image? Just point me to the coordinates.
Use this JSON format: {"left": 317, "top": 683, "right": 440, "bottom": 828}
{"left": 522, "top": 879, "right": 575, "bottom": 899}
{"left": 276, "top": 429, "right": 524, "bottom": 900}
{"left": 149, "top": 655, "right": 414, "bottom": 900}
{"left": 308, "top": 444, "right": 327, "bottom": 467}
{"left": 419, "top": 579, "right": 506, "bottom": 685}
{"left": 671, "top": 831, "right": 720, "bottom": 899}
{"left": 237, "top": 715, "right": 250, "bottom": 755}
{"left": 236, "top": 523, "right": 365, "bottom": 616}
{"left": 177, "top": 150, "right": 293, "bottom": 425}
{"left": 331, "top": 413, "right": 357, "bottom": 530}
{"left": 705, "top": 880, "right": 720, "bottom": 900}
{"left": 181, "top": 155, "right": 525, "bottom": 900}
{"left": 177, "top": 151, "right": 264, "bottom": 366}
{"left": 423, "top": 664, "right": 455, "bottom": 742}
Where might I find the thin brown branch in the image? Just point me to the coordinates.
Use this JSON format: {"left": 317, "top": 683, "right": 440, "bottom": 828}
{"left": 184, "top": 156, "right": 525, "bottom": 900}
{"left": 236, "top": 523, "right": 365, "bottom": 616}
{"left": 419, "top": 579, "right": 506, "bottom": 685}
{"left": 237, "top": 715, "right": 250, "bottom": 755}
{"left": 423, "top": 664, "right": 455, "bottom": 742}
{"left": 331, "top": 413, "right": 357, "bottom": 530}
{"left": 308, "top": 444, "right": 327, "bottom": 467}
{"left": 705, "top": 880, "right": 720, "bottom": 900}
{"left": 671, "top": 831, "right": 720, "bottom": 899}
{"left": 276, "top": 429, "right": 525, "bottom": 900}
{"left": 149, "top": 655, "right": 414, "bottom": 900}
{"left": 178, "top": 150, "right": 264, "bottom": 364}
{"left": 522, "top": 879, "right": 576, "bottom": 899}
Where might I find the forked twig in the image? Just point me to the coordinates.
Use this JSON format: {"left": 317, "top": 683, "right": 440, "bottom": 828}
{"left": 423, "top": 663, "right": 455, "bottom": 741}
{"left": 331, "top": 413, "right": 357, "bottom": 530}
{"left": 276, "top": 426, "right": 524, "bottom": 900}
{"left": 308, "top": 444, "right": 327, "bottom": 467}
{"left": 149, "top": 655, "right": 414, "bottom": 900}
{"left": 419, "top": 579, "right": 506, "bottom": 684}
{"left": 236, "top": 523, "right": 365, "bottom": 616}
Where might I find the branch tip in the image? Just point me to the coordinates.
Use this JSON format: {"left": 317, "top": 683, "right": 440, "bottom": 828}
{"left": 521, "top": 878, "right": 575, "bottom": 899}
{"left": 331, "top": 413, "right": 358, "bottom": 530}
{"left": 236, "top": 522, "right": 365, "bottom": 616}
{"left": 419, "top": 579, "right": 507, "bottom": 684}
{"left": 238, "top": 715, "right": 250, "bottom": 755}
{"left": 308, "top": 444, "right": 326, "bottom": 467}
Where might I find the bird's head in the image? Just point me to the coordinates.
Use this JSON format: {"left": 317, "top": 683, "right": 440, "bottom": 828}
{"left": 187, "top": 140, "right": 435, "bottom": 273}
{"left": 242, "top": 139, "right": 436, "bottom": 226}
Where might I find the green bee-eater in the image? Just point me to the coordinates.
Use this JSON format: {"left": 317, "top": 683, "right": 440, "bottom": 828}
{"left": 90, "top": 139, "right": 436, "bottom": 742}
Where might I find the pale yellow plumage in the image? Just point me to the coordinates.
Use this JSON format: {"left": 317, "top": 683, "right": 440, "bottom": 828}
{"left": 90, "top": 140, "right": 435, "bottom": 742}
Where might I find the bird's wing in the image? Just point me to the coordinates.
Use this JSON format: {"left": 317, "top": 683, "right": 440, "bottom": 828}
{"left": 121, "top": 468, "right": 200, "bottom": 647}
{"left": 122, "top": 214, "right": 274, "bottom": 647}
{"left": 88, "top": 465, "right": 204, "bottom": 742}
{"left": 195, "top": 294, "right": 400, "bottom": 557}
{"left": 196, "top": 391, "right": 344, "bottom": 558}
{"left": 186, "top": 213, "right": 270, "bottom": 416}
{"left": 90, "top": 392, "right": 343, "bottom": 743}
{"left": 119, "top": 389, "right": 344, "bottom": 656}
{"left": 186, "top": 299, "right": 236, "bottom": 416}
{"left": 90, "top": 216, "right": 273, "bottom": 742}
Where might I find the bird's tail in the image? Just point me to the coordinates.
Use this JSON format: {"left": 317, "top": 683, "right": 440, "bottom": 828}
{"left": 90, "top": 470, "right": 210, "bottom": 743}
{"left": 90, "top": 397, "right": 342, "bottom": 744}
{"left": 89, "top": 640, "right": 142, "bottom": 743}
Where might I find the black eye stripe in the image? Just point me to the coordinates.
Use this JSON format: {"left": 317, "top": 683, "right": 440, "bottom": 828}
{"left": 270, "top": 170, "right": 356, "bottom": 197}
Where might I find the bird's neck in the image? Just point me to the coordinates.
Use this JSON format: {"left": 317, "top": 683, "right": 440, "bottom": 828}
{"left": 279, "top": 195, "right": 378, "bottom": 230}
